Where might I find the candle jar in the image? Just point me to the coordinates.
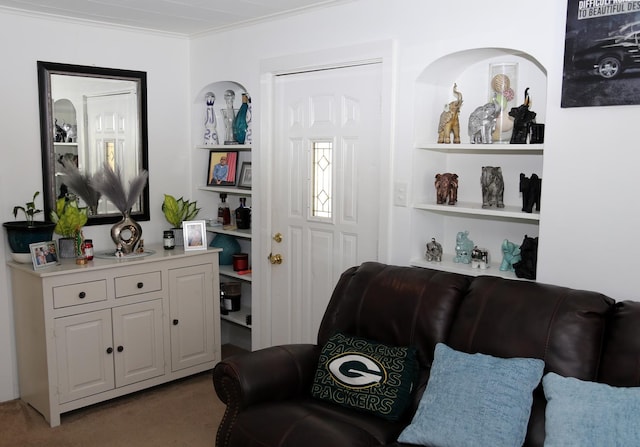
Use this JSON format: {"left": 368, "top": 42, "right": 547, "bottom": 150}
{"left": 163, "top": 230, "right": 175, "bottom": 250}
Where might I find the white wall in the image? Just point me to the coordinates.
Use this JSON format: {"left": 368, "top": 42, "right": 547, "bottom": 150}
{"left": 0, "top": 12, "right": 191, "bottom": 401}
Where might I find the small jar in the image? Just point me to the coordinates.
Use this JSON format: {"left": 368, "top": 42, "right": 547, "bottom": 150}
{"left": 83, "top": 239, "right": 94, "bottom": 260}
{"left": 163, "top": 230, "right": 175, "bottom": 250}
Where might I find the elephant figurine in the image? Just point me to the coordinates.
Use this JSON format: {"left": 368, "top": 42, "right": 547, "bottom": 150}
{"left": 437, "top": 83, "right": 463, "bottom": 144}
{"left": 471, "top": 246, "right": 489, "bottom": 269}
{"left": 513, "top": 235, "right": 538, "bottom": 280}
{"left": 453, "top": 231, "right": 473, "bottom": 264}
{"left": 481, "top": 166, "right": 504, "bottom": 208}
{"left": 468, "top": 94, "right": 501, "bottom": 144}
{"left": 500, "top": 239, "right": 521, "bottom": 272}
{"left": 425, "top": 238, "right": 443, "bottom": 262}
{"left": 435, "top": 173, "right": 458, "bottom": 205}
{"left": 519, "top": 173, "right": 541, "bottom": 213}
{"left": 509, "top": 88, "right": 537, "bottom": 144}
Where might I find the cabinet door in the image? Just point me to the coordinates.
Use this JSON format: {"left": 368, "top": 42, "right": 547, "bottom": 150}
{"left": 112, "top": 300, "right": 165, "bottom": 387}
{"left": 169, "top": 264, "right": 216, "bottom": 371}
{"left": 55, "top": 309, "right": 114, "bottom": 404}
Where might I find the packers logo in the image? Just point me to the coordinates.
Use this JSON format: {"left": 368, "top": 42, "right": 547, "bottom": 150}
{"left": 327, "top": 353, "right": 386, "bottom": 389}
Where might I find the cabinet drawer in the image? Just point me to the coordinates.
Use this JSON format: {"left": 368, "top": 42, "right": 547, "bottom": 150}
{"left": 53, "top": 280, "right": 108, "bottom": 308}
{"left": 115, "top": 271, "right": 162, "bottom": 298}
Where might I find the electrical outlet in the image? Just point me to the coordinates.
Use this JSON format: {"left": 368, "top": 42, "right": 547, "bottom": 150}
{"left": 394, "top": 182, "right": 408, "bottom": 207}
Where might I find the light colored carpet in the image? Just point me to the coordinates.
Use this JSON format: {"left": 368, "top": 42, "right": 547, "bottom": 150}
{"left": 0, "top": 359, "right": 233, "bottom": 447}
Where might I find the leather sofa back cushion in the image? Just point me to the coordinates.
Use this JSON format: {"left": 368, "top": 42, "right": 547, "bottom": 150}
{"left": 311, "top": 332, "right": 418, "bottom": 421}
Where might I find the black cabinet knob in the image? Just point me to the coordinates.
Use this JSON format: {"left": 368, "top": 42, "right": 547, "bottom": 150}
{"left": 78, "top": 292, "right": 86, "bottom": 299}
{"left": 106, "top": 347, "right": 113, "bottom": 354}
{"left": 173, "top": 319, "right": 179, "bottom": 325}
{"left": 137, "top": 282, "right": 144, "bottom": 289}
{"left": 117, "top": 346, "right": 124, "bottom": 352}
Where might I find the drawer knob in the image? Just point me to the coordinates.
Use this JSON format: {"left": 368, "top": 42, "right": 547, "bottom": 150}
{"left": 137, "top": 282, "right": 144, "bottom": 289}
{"left": 117, "top": 346, "right": 124, "bottom": 352}
{"left": 106, "top": 347, "right": 113, "bottom": 354}
{"left": 78, "top": 292, "right": 86, "bottom": 299}
{"left": 173, "top": 319, "right": 179, "bottom": 325}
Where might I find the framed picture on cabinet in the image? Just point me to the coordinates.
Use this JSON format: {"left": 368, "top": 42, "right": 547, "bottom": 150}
{"left": 183, "top": 220, "right": 207, "bottom": 251}
{"left": 29, "top": 240, "right": 60, "bottom": 270}
{"left": 207, "top": 151, "right": 238, "bottom": 186}
{"left": 238, "top": 162, "right": 252, "bottom": 189}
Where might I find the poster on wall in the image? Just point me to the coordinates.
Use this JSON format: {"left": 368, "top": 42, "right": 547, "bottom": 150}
{"left": 562, "top": 0, "right": 640, "bottom": 107}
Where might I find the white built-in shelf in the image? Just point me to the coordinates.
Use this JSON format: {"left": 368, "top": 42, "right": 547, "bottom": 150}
{"left": 410, "top": 256, "right": 530, "bottom": 281}
{"left": 417, "top": 143, "right": 543, "bottom": 154}
{"left": 207, "top": 225, "right": 252, "bottom": 239}
{"left": 221, "top": 308, "right": 251, "bottom": 328}
{"left": 198, "top": 185, "right": 252, "bottom": 195}
{"left": 219, "top": 265, "right": 252, "bottom": 282}
{"left": 196, "top": 144, "right": 251, "bottom": 151}
{"left": 414, "top": 201, "right": 540, "bottom": 222}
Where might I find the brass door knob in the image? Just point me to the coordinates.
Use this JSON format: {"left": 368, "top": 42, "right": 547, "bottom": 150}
{"left": 268, "top": 253, "right": 283, "bottom": 264}
{"left": 273, "top": 233, "right": 283, "bottom": 243}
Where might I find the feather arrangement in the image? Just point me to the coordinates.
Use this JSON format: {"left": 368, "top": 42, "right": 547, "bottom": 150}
{"left": 91, "top": 163, "right": 149, "bottom": 215}
{"left": 58, "top": 158, "right": 102, "bottom": 213}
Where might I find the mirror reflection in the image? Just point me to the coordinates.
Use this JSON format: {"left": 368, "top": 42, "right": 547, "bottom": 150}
{"left": 38, "top": 61, "right": 149, "bottom": 225}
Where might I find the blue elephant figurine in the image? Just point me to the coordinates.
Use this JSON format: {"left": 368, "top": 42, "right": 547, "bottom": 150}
{"left": 454, "top": 231, "right": 473, "bottom": 264}
{"left": 500, "top": 239, "right": 522, "bottom": 272}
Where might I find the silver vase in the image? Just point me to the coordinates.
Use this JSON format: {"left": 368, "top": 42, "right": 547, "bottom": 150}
{"left": 111, "top": 211, "right": 142, "bottom": 254}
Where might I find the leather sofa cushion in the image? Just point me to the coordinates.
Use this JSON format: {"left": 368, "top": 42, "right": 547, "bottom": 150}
{"left": 599, "top": 300, "right": 640, "bottom": 387}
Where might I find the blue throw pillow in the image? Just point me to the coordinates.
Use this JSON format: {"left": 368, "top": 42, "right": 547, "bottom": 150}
{"left": 311, "top": 332, "right": 418, "bottom": 421}
{"left": 398, "top": 343, "right": 544, "bottom": 447}
{"left": 543, "top": 372, "right": 640, "bottom": 447}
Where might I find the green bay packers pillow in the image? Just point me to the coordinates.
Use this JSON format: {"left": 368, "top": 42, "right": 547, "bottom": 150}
{"left": 311, "top": 332, "right": 418, "bottom": 421}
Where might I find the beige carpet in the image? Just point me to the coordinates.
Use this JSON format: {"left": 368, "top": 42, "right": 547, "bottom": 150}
{"left": 0, "top": 358, "right": 234, "bottom": 447}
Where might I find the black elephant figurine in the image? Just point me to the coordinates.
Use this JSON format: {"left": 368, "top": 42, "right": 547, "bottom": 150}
{"left": 519, "top": 173, "right": 541, "bottom": 213}
{"left": 514, "top": 235, "right": 538, "bottom": 280}
{"left": 509, "top": 88, "right": 537, "bottom": 144}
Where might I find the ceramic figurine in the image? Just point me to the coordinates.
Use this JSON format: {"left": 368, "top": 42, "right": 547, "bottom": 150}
{"left": 514, "top": 235, "right": 538, "bottom": 280}
{"left": 500, "top": 239, "right": 521, "bottom": 272}
{"left": 468, "top": 94, "right": 501, "bottom": 144}
{"left": 222, "top": 89, "right": 236, "bottom": 144}
{"left": 519, "top": 173, "right": 541, "bottom": 213}
{"left": 509, "top": 88, "right": 537, "bottom": 144}
{"left": 481, "top": 166, "right": 504, "bottom": 208}
{"left": 471, "top": 246, "right": 489, "bottom": 269}
{"left": 435, "top": 173, "right": 458, "bottom": 205}
{"left": 233, "top": 93, "right": 249, "bottom": 144}
{"left": 203, "top": 92, "right": 219, "bottom": 145}
{"left": 454, "top": 231, "right": 473, "bottom": 264}
{"left": 425, "top": 238, "right": 443, "bottom": 262}
{"left": 245, "top": 95, "right": 252, "bottom": 145}
{"left": 437, "top": 83, "right": 463, "bottom": 144}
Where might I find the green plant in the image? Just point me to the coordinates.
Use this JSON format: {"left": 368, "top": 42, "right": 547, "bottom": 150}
{"left": 12, "top": 191, "right": 43, "bottom": 226}
{"left": 162, "top": 194, "right": 200, "bottom": 228}
{"left": 50, "top": 198, "right": 88, "bottom": 237}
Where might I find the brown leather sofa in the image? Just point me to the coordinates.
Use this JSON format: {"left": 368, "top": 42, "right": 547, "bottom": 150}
{"left": 213, "top": 262, "right": 640, "bottom": 447}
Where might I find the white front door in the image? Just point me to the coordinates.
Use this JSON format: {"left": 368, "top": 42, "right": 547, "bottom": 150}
{"left": 269, "top": 63, "right": 383, "bottom": 345}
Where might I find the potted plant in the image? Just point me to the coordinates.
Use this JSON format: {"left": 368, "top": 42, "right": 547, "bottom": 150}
{"left": 3, "top": 191, "right": 56, "bottom": 263}
{"left": 162, "top": 194, "right": 200, "bottom": 246}
{"left": 50, "top": 197, "right": 88, "bottom": 258}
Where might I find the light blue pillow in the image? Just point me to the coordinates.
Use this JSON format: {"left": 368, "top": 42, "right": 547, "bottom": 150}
{"left": 543, "top": 372, "right": 640, "bottom": 447}
{"left": 398, "top": 343, "right": 544, "bottom": 447}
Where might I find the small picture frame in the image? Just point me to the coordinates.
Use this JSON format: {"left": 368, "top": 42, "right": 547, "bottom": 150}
{"left": 238, "top": 162, "right": 252, "bottom": 189}
{"left": 207, "top": 151, "right": 238, "bottom": 186}
{"left": 30, "top": 241, "right": 60, "bottom": 270}
{"left": 183, "top": 220, "right": 207, "bottom": 251}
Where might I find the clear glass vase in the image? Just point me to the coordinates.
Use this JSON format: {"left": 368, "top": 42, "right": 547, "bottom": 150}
{"left": 488, "top": 63, "right": 518, "bottom": 143}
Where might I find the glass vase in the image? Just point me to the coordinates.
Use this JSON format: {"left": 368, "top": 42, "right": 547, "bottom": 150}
{"left": 488, "top": 63, "right": 518, "bottom": 143}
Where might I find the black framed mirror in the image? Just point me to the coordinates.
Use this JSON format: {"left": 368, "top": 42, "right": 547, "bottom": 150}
{"left": 37, "top": 61, "right": 149, "bottom": 225}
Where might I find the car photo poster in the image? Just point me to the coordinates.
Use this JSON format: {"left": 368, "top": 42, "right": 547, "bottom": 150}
{"left": 562, "top": 0, "right": 640, "bottom": 107}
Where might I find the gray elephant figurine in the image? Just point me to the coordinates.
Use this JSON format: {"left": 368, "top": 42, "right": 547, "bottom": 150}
{"left": 481, "top": 166, "right": 504, "bottom": 208}
{"left": 468, "top": 95, "right": 501, "bottom": 144}
{"left": 434, "top": 172, "right": 458, "bottom": 205}
{"left": 425, "top": 238, "right": 443, "bottom": 262}
{"left": 453, "top": 231, "right": 473, "bottom": 264}
{"left": 437, "top": 84, "right": 463, "bottom": 144}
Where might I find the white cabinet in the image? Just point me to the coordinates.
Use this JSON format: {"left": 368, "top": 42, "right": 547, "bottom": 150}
{"left": 409, "top": 49, "right": 547, "bottom": 279}
{"left": 8, "top": 246, "right": 221, "bottom": 427}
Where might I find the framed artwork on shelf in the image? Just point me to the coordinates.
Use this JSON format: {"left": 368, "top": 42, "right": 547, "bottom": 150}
{"left": 30, "top": 240, "right": 60, "bottom": 270}
{"left": 207, "top": 151, "right": 238, "bottom": 186}
{"left": 238, "top": 162, "right": 252, "bottom": 189}
{"left": 183, "top": 220, "right": 207, "bottom": 251}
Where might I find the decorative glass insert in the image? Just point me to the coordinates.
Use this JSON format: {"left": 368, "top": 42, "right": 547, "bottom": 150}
{"left": 312, "top": 141, "right": 332, "bottom": 218}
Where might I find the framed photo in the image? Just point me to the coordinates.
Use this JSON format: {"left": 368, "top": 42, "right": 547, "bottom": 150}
{"left": 207, "top": 151, "right": 238, "bottom": 186}
{"left": 238, "top": 162, "right": 252, "bottom": 189}
{"left": 183, "top": 220, "right": 207, "bottom": 251}
{"left": 30, "top": 241, "right": 60, "bottom": 270}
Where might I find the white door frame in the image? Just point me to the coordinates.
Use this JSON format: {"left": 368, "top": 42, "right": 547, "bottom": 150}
{"left": 254, "top": 41, "right": 396, "bottom": 350}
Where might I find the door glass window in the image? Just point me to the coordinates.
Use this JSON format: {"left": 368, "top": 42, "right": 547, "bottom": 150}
{"left": 312, "top": 141, "right": 332, "bottom": 218}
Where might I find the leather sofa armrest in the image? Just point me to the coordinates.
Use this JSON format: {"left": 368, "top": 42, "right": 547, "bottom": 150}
{"left": 213, "top": 344, "right": 321, "bottom": 409}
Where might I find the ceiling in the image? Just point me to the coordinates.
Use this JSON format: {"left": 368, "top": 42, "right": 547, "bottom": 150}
{"left": 0, "top": 0, "right": 350, "bottom": 36}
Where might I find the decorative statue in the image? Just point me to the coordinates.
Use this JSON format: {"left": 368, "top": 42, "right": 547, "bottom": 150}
{"left": 425, "top": 238, "right": 443, "bottom": 262}
{"left": 519, "top": 173, "right": 541, "bottom": 213}
{"left": 434, "top": 173, "right": 458, "bottom": 205}
{"left": 530, "top": 123, "right": 545, "bottom": 144}
{"left": 468, "top": 94, "right": 501, "bottom": 144}
{"left": 222, "top": 89, "right": 236, "bottom": 144}
{"left": 471, "top": 246, "right": 489, "bottom": 269}
{"left": 203, "top": 92, "right": 219, "bottom": 145}
{"left": 54, "top": 119, "right": 67, "bottom": 143}
{"left": 513, "top": 235, "right": 538, "bottom": 280}
{"left": 454, "top": 231, "right": 474, "bottom": 264}
{"left": 509, "top": 88, "right": 537, "bottom": 144}
{"left": 437, "top": 83, "right": 463, "bottom": 144}
{"left": 500, "top": 239, "right": 521, "bottom": 272}
{"left": 61, "top": 122, "right": 77, "bottom": 143}
{"left": 481, "top": 166, "right": 504, "bottom": 208}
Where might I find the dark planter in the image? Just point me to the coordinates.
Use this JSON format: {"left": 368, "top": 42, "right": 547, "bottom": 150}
{"left": 3, "top": 221, "right": 56, "bottom": 253}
